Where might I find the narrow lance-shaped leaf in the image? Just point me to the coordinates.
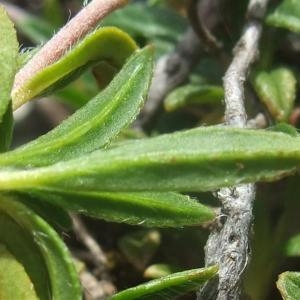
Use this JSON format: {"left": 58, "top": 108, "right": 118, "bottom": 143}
{"left": 0, "top": 195, "right": 81, "bottom": 300}
{"left": 252, "top": 67, "right": 296, "bottom": 122}
{"left": 12, "top": 27, "right": 137, "bottom": 109}
{"left": 277, "top": 271, "right": 300, "bottom": 300}
{"left": 266, "top": 0, "right": 300, "bottom": 34}
{"left": 109, "top": 265, "right": 218, "bottom": 300}
{"left": 0, "top": 6, "right": 19, "bottom": 151}
{"left": 2, "top": 47, "right": 153, "bottom": 167}
{"left": 1, "top": 127, "right": 300, "bottom": 192}
{"left": 28, "top": 190, "right": 215, "bottom": 227}
{"left": 0, "top": 244, "right": 39, "bottom": 300}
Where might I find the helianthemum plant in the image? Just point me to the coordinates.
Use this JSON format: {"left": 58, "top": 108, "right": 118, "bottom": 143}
{"left": 2, "top": 0, "right": 300, "bottom": 299}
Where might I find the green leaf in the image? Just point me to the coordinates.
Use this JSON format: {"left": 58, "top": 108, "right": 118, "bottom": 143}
{"left": 2, "top": 127, "right": 300, "bottom": 192}
{"left": 0, "top": 104, "right": 13, "bottom": 152}
{"left": 18, "top": 194, "right": 72, "bottom": 231}
{"left": 277, "top": 271, "right": 300, "bottom": 300}
{"left": 0, "top": 209, "right": 51, "bottom": 300}
{"left": 164, "top": 84, "right": 224, "bottom": 112}
{"left": 0, "top": 6, "right": 18, "bottom": 150}
{"left": 102, "top": 3, "right": 187, "bottom": 57}
{"left": 252, "top": 67, "right": 296, "bottom": 121}
{"left": 12, "top": 26, "right": 138, "bottom": 109}
{"left": 144, "top": 264, "right": 179, "bottom": 279}
{"left": 285, "top": 234, "right": 300, "bottom": 257}
{"left": 42, "top": 0, "right": 64, "bottom": 29}
{"left": 102, "top": 3, "right": 187, "bottom": 43}
{"left": 266, "top": 0, "right": 300, "bottom": 34}
{"left": 119, "top": 229, "right": 161, "bottom": 270}
{"left": 0, "top": 244, "right": 38, "bottom": 300}
{"left": 109, "top": 265, "right": 218, "bottom": 299}
{"left": 0, "top": 195, "right": 81, "bottom": 300}
{"left": 28, "top": 190, "right": 215, "bottom": 227}
{"left": 268, "top": 123, "right": 299, "bottom": 136}
{"left": 3, "top": 3, "right": 55, "bottom": 44}
{"left": 4, "top": 47, "right": 153, "bottom": 166}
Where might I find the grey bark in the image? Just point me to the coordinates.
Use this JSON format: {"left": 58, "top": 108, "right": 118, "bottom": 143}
{"left": 198, "top": 1, "right": 270, "bottom": 299}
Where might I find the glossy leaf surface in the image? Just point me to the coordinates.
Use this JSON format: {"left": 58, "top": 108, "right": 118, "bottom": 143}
{"left": 29, "top": 190, "right": 215, "bottom": 227}
{"left": 252, "top": 67, "right": 296, "bottom": 121}
{"left": 12, "top": 27, "right": 137, "bottom": 109}
{"left": 4, "top": 47, "right": 153, "bottom": 166}
{"left": 1, "top": 127, "right": 300, "bottom": 192}
{"left": 266, "top": 0, "right": 300, "bottom": 34}
{"left": 0, "top": 244, "right": 38, "bottom": 300}
{"left": 109, "top": 265, "right": 218, "bottom": 299}
{"left": 164, "top": 84, "right": 224, "bottom": 112}
{"left": 277, "top": 271, "right": 300, "bottom": 300}
{"left": 0, "top": 195, "right": 81, "bottom": 300}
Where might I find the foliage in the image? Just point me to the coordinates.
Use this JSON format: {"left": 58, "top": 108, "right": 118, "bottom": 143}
{"left": 1, "top": 0, "right": 300, "bottom": 299}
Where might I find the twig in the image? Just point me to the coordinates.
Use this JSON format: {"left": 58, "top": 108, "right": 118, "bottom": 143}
{"left": 198, "top": 1, "right": 270, "bottom": 299}
{"left": 80, "top": 270, "right": 116, "bottom": 300}
{"left": 12, "top": 0, "right": 128, "bottom": 103}
{"left": 72, "top": 215, "right": 116, "bottom": 299}
{"left": 72, "top": 215, "right": 109, "bottom": 273}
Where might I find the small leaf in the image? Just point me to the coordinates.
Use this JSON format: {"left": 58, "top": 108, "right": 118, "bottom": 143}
{"left": 0, "top": 5, "right": 18, "bottom": 150}
{"left": 2, "top": 127, "right": 300, "bottom": 192}
{"left": 4, "top": 47, "right": 153, "bottom": 166}
{"left": 28, "top": 190, "right": 215, "bottom": 227}
{"left": 144, "top": 264, "right": 178, "bottom": 279}
{"left": 268, "top": 123, "right": 299, "bottom": 136}
{"left": 164, "top": 84, "right": 224, "bottom": 112}
{"left": 119, "top": 229, "right": 161, "bottom": 271}
{"left": 266, "top": 0, "right": 300, "bottom": 34}
{"left": 252, "top": 67, "right": 296, "bottom": 121}
{"left": 0, "top": 195, "right": 81, "bottom": 300}
{"left": 12, "top": 27, "right": 137, "bottom": 109}
{"left": 109, "top": 265, "right": 218, "bottom": 299}
{"left": 0, "top": 244, "right": 38, "bottom": 300}
{"left": 285, "top": 234, "right": 300, "bottom": 257}
{"left": 277, "top": 271, "right": 300, "bottom": 300}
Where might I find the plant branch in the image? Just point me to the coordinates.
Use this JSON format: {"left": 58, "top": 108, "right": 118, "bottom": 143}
{"left": 72, "top": 214, "right": 109, "bottom": 273}
{"left": 198, "top": 1, "right": 270, "bottom": 299}
{"left": 12, "top": 0, "right": 128, "bottom": 100}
